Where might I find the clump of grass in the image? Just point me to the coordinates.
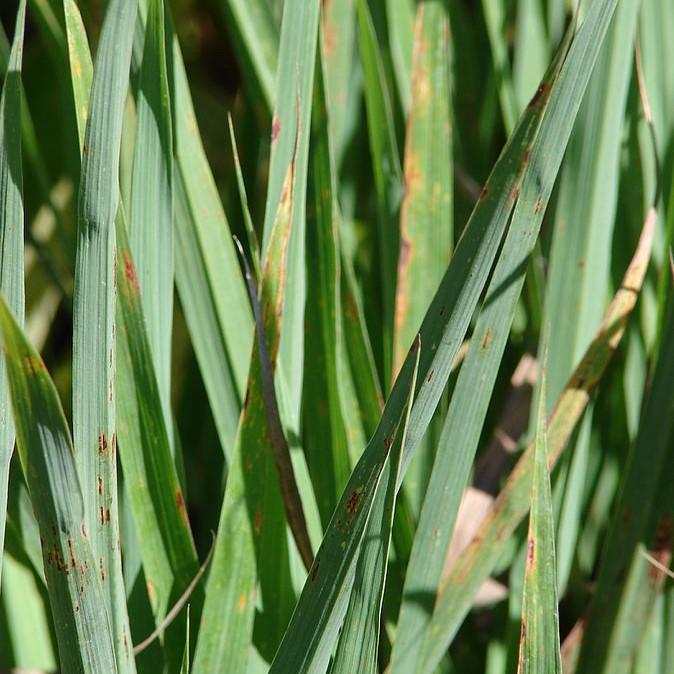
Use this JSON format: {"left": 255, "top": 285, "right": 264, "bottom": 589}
{"left": 0, "top": 0, "right": 672, "bottom": 673}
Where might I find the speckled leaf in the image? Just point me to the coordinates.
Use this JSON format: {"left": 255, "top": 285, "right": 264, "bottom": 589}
{"left": 393, "top": 0, "right": 453, "bottom": 377}
{"left": 193, "top": 135, "right": 299, "bottom": 674}
{"left": 516, "top": 366, "right": 562, "bottom": 674}
{"left": 0, "top": 296, "right": 117, "bottom": 674}
{"left": 71, "top": 0, "right": 137, "bottom": 670}
{"left": 422, "top": 206, "right": 654, "bottom": 674}
{"left": 269, "top": 337, "right": 420, "bottom": 674}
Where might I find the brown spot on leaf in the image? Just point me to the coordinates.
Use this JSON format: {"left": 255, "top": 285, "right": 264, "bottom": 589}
{"left": 254, "top": 510, "right": 263, "bottom": 535}
{"left": 534, "top": 195, "right": 544, "bottom": 214}
{"left": 176, "top": 490, "right": 189, "bottom": 526}
{"left": 481, "top": 328, "right": 493, "bottom": 350}
{"left": 98, "top": 476, "right": 103, "bottom": 496}
{"left": 67, "top": 538, "right": 76, "bottom": 569}
{"left": 347, "top": 489, "right": 362, "bottom": 514}
{"left": 99, "top": 558, "right": 106, "bottom": 582}
{"left": 527, "top": 82, "right": 549, "bottom": 109}
{"left": 427, "top": 369, "right": 434, "bottom": 383}
{"left": 98, "top": 433, "right": 108, "bottom": 455}
{"left": 478, "top": 184, "right": 489, "bottom": 203}
{"left": 123, "top": 251, "right": 140, "bottom": 294}
{"left": 271, "top": 116, "right": 281, "bottom": 143}
{"left": 528, "top": 537, "right": 535, "bottom": 564}
{"left": 310, "top": 558, "right": 320, "bottom": 582}
{"left": 80, "top": 522, "right": 88, "bottom": 540}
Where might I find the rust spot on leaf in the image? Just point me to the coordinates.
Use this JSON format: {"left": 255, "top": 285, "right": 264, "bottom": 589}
{"left": 237, "top": 591, "right": 247, "bottom": 611}
{"left": 176, "top": 490, "right": 189, "bottom": 526}
{"left": 271, "top": 115, "right": 281, "bottom": 143}
{"left": 67, "top": 538, "right": 76, "bottom": 569}
{"left": 347, "top": 489, "right": 362, "bottom": 514}
{"left": 527, "top": 537, "right": 535, "bottom": 564}
{"left": 24, "top": 353, "right": 45, "bottom": 377}
{"left": 481, "top": 328, "right": 493, "bottom": 350}
{"left": 527, "top": 82, "right": 549, "bottom": 109}
{"left": 534, "top": 195, "right": 544, "bottom": 214}
{"left": 147, "top": 579, "right": 156, "bottom": 603}
{"left": 123, "top": 251, "right": 140, "bottom": 294}
{"left": 478, "top": 184, "right": 489, "bottom": 203}
{"left": 310, "top": 558, "right": 320, "bottom": 582}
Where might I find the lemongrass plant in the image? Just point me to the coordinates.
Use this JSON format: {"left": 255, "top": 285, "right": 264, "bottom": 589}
{"left": 0, "top": 0, "right": 672, "bottom": 672}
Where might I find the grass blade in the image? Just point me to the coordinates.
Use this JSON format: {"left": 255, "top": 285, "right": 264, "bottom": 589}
{"left": 269, "top": 337, "right": 421, "bottom": 674}
{"left": 422, "top": 205, "right": 654, "bottom": 673}
{"left": 72, "top": 0, "right": 138, "bottom": 669}
{"left": 171, "top": 12, "right": 253, "bottom": 460}
{"left": 356, "top": 0, "right": 404, "bottom": 386}
{"left": 116, "top": 209, "right": 199, "bottom": 637}
{"left": 302, "top": 47, "right": 352, "bottom": 526}
{"left": 390, "top": 19, "right": 575, "bottom": 672}
{"left": 574, "top": 252, "right": 674, "bottom": 674}
{"left": 260, "top": 0, "right": 320, "bottom": 433}
{"left": 393, "top": 0, "right": 453, "bottom": 376}
{"left": 0, "top": 296, "right": 117, "bottom": 674}
{"left": 129, "top": 0, "right": 174, "bottom": 433}
{"left": 536, "top": 0, "right": 640, "bottom": 594}
{"left": 0, "top": 0, "right": 26, "bottom": 590}
{"left": 193, "top": 130, "right": 300, "bottom": 674}
{"left": 516, "top": 363, "right": 562, "bottom": 674}
{"left": 331, "top": 348, "right": 414, "bottom": 674}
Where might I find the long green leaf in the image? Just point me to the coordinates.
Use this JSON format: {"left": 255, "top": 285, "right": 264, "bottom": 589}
{"left": 331, "top": 350, "right": 413, "bottom": 674}
{"left": 356, "top": 0, "right": 404, "bottom": 386}
{"left": 390, "top": 17, "right": 574, "bottom": 672}
{"left": 393, "top": 0, "right": 453, "bottom": 376}
{"left": 72, "top": 0, "right": 137, "bottom": 670}
{"left": 0, "top": 296, "right": 117, "bottom": 674}
{"left": 302, "top": 47, "right": 352, "bottom": 527}
{"left": 0, "top": 0, "right": 26, "bottom": 590}
{"left": 421, "top": 205, "right": 654, "bottom": 674}
{"left": 537, "top": 0, "right": 640, "bottom": 594}
{"left": 575, "top": 255, "right": 674, "bottom": 674}
{"left": 261, "top": 0, "right": 320, "bottom": 435}
{"left": 269, "top": 337, "right": 420, "bottom": 674}
{"left": 116, "top": 209, "right": 199, "bottom": 628}
{"left": 516, "top": 364, "right": 562, "bottom": 674}
{"left": 129, "top": 0, "right": 174, "bottom": 434}
{"left": 193, "top": 132, "right": 300, "bottom": 674}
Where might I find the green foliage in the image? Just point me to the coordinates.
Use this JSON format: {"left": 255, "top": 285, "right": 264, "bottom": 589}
{"left": 0, "top": 0, "right": 672, "bottom": 672}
